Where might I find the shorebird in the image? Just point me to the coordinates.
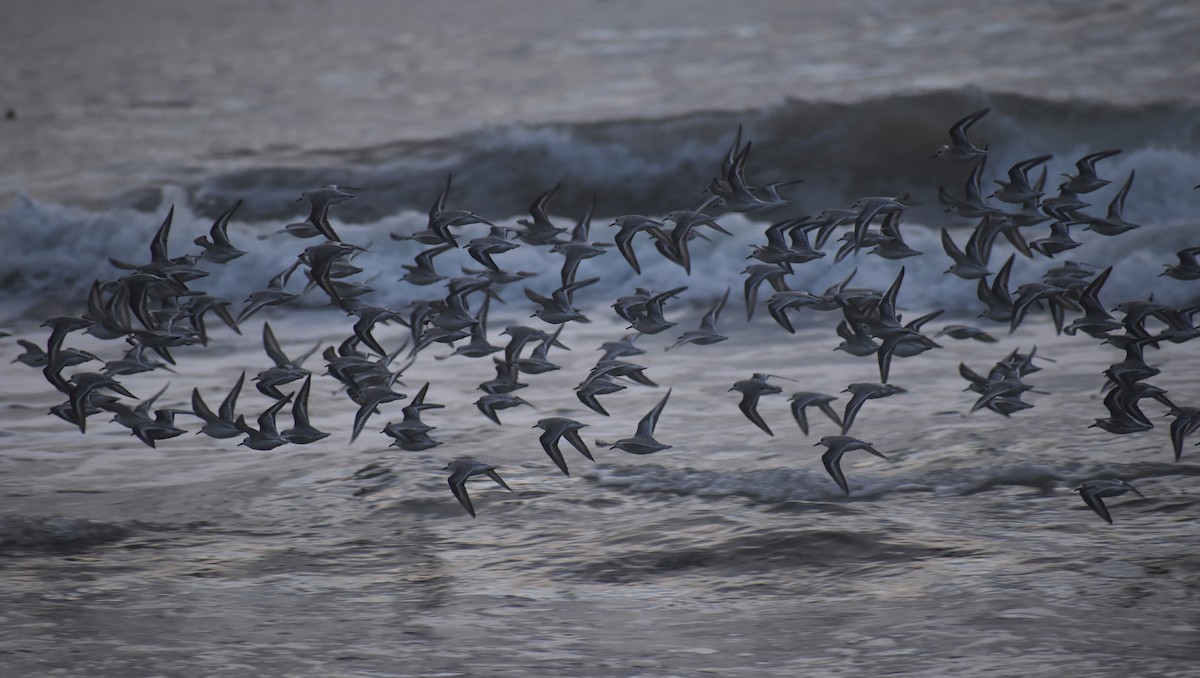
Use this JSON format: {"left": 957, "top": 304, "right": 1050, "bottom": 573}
{"left": 475, "top": 392, "right": 531, "bottom": 425}
{"left": 742, "top": 264, "right": 791, "bottom": 321}
{"left": 730, "top": 373, "right": 786, "bottom": 436}
{"left": 816, "top": 435, "right": 890, "bottom": 495}
{"left": 1061, "top": 150, "right": 1122, "bottom": 194}
{"left": 1090, "top": 385, "right": 1157, "bottom": 435}
{"left": 41, "top": 315, "right": 95, "bottom": 380}
{"left": 82, "top": 281, "right": 135, "bottom": 340}
{"left": 515, "top": 183, "right": 568, "bottom": 246}
{"left": 941, "top": 218, "right": 997, "bottom": 279}
{"left": 12, "top": 339, "right": 98, "bottom": 370}
{"left": 706, "top": 125, "right": 802, "bottom": 212}
{"left": 575, "top": 375, "right": 627, "bottom": 416}
{"left": 501, "top": 325, "right": 566, "bottom": 364}
{"left": 1041, "top": 186, "right": 1090, "bottom": 223}
{"left": 108, "top": 205, "right": 205, "bottom": 278}
{"left": 186, "top": 372, "right": 245, "bottom": 439}
{"left": 105, "top": 383, "right": 185, "bottom": 448}
{"left": 992, "top": 154, "right": 1052, "bottom": 204}
{"left": 932, "top": 108, "right": 990, "bottom": 162}
{"left": 968, "top": 377, "right": 1038, "bottom": 415}
{"left": 609, "top": 215, "right": 664, "bottom": 275}
{"left": 749, "top": 218, "right": 823, "bottom": 269}
{"left": 788, "top": 392, "right": 843, "bottom": 435}
{"left": 444, "top": 458, "right": 514, "bottom": 518}
{"left": 255, "top": 322, "right": 319, "bottom": 399}
{"left": 1009, "top": 283, "right": 1068, "bottom": 334}
{"left": 478, "top": 359, "right": 527, "bottom": 395}
{"left": 238, "top": 263, "right": 301, "bottom": 324}
{"left": 179, "top": 294, "right": 241, "bottom": 344}
{"left": 534, "top": 417, "right": 593, "bottom": 476}
{"left": 391, "top": 174, "right": 491, "bottom": 246}
{"left": 281, "top": 375, "right": 330, "bottom": 444}
{"left": 427, "top": 174, "right": 493, "bottom": 241}
{"left": 666, "top": 288, "right": 730, "bottom": 351}
{"left": 939, "top": 157, "right": 1002, "bottom": 218}
{"left": 977, "top": 254, "right": 1016, "bottom": 323}
{"left": 350, "top": 386, "right": 406, "bottom": 442}
{"left": 1029, "top": 221, "right": 1082, "bottom": 258}
{"left": 597, "top": 333, "right": 645, "bottom": 362}
{"left": 936, "top": 324, "right": 997, "bottom": 343}
{"left": 466, "top": 226, "right": 521, "bottom": 272}
{"left": 551, "top": 197, "right": 612, "bottom": 285}
{"left": 841, "top": 383, "right": 906, "bottom": 434}
{"left": 1075, "top": 478, "right": 1144, "bottom": 524}
{"left": 582, "top": 360, "right": 657, "bottom": 389}
{"left": 1063, "top": 267, "right": 1122, "bottom": 338}
{"left": 655, "top": 197, "right": 731, "bottom": 274}
{"left": 604, "top": 390, "right": 672, "bottom": 455}
{"left": 833, "top": 319, "right": 879, "bottom": 357}
{"left": 60, "top": 372, "right": 136, "bottom": 433}
{"left": 192, "top": 199, "right": 247, "bottom": 264}
{"left": 1082, "top": 170, "right": 1139, "bottom": 236}
{"left": 381, "top": 382, "right": 443, "bottom": 451}
{"left": 269, "top": 185, "right": 358, "bottom": 241}
{"left": 624, "top": 286, "right": 686, "bottom": 334}
{"left": 806, "top": 208, "right": 856, "bottom": 249}
{"left": 764, "top": 290, "right": 822, "bottom": 334}
{"left": 526, "top": 277, "right": 598, "bottom": 324}
{"left": 348, "top": 305, "right": 404, "bottom": 357}
{"left": 850, "top": 196, "right": 909, "bottom": 251}
{"left": 235, "top": 395, "right": 294, "bottom": 450}
{"left": 399, "top": 243, "right": 455, "bottom": 286}
{"left": 514, "top": 327, "right": 567, "bottom": 375}
{"left": 871, "top": 211, "right": 923, "bottom": 260}
{"left": 1166, "top": 406, "right": 1200, "bottom": 463}
{"left": 1161, "top": 246, "right": 1200, "bottom": 281}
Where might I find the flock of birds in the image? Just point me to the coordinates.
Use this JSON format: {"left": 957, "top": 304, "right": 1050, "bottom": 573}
{"left": 11, "top": 108, "right": 1200, "bottom": 522}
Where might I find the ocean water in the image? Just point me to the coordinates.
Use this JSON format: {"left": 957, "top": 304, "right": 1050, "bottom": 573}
{"left": 3, "top": 2, "right": 1200, "bottom": 676}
